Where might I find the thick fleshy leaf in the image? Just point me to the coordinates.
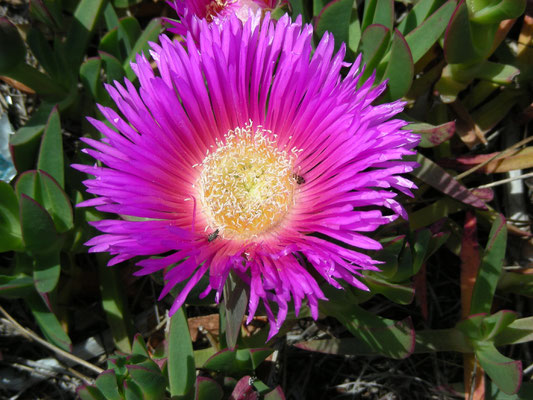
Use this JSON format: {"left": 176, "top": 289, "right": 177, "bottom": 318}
{"left": 26, "top": 291, "right": 72, "bottom": 351}
{"left": 99, "top": 29, "right": 122, "bottom": 61}
{"left": 77, "top": 385, "right": 106, "bottom": 400}
{"left": 0, "top": 17, "right": 26, "bottom": 74}
{"left": 315, "top": 0, "right": 353, "bottom": 51}
{"left": 0, "top": 181, "right": 23, "bottom": 252}
{"left": 26, "top": 28, "right": 62, "bottom": 82}
{"left": 131, "top": 333, "right": 149, "bottom": 358}
{"left": 498, "top": 271, "right": 533, "bottom": 298}
{"left": 494, "top": 317, "right": 533, "bottom": 346}
{"left": 408, "top": 121, "right": 455, "bottom": 148}
{"left": 364, "top": 276, "right": 414, "bottom": 305}
{"left": 99, "top": 51, "right": 126, "bottom": 83}
{"left": 379, "top": 29, "right": 413, "bottom": 100}
{"left": 123, "top": 380, "right": 144, "bottom": 400}
{"left": 320, "top": 288, "right": 415, "bottom": 359}
{"left": 195, "top": 376, "right": 224, "bottom": 400}
{"left": 223, "top": 271, "right": 249, "bottom": 350}
{"left": 440, "top": 147, "right": 533, "bottom": 173}
{"left": 127, "top": 363, "right": 166, "bottom": 400}
{"left": 37, "top": 106, "right": 64, "bottom": 188}
{"left": 475, "top": 61, "right": 520, "bottom": 84}
{"left": 444, "top": 1, "right": 497, "bottom": 63}
{"left": 297, "top": 312, "right": 414, "bottom": 360}
{"left": 19, "top": 194, "right": 60, "bottom": 255}
{"left": 472, "top": 89, "right": 521, "bottom": 133}
{"left": 359, "top": 24, "right": 391, "bottom": 77}
{"left": 0, "top": 274, "right": 34, "bottom": 299}
{"left": 289, "top": 0, "right": 305, "bottom": 18}
{"left": 482, "top": 310, "right": 518, "bottom": 340}
{"left": 167, "top": 307, "right": 195, "bottom": 398}
{"left": 203, "top": 348, "right": 273, "bottom": 374}
{"left": 16, "top": 170, "right": 73, "bottom": 233}
{"left": 348, "top": 3, "right": 361, "bottom": 52}
{"left": 99, "top": 260, "right": 134, "bottom": 352}
{"left": 64, "top": 0, "right": 106, "bottom": 72}
{"left": 113, "top": 0, "right": 143, "bottom": 8}
{"left": 100, "top": 16, "right": 142, "bottom": 61}
{"left": 80, "top": 57, "right": 106, "bottom": 102}
{"left": 29, "top": 0, "right": 63, "bottom": 29}
{"left": 33, "top": 249, "right": 61, "bottom": 294}
{"left": 403, "top": 0, "right": 456, "bottom": 63}
{"left": 411, "top": 154, "right": 487, "bottom": 209}
{"left": 397, "top": 0, "right": 448, "bottom": 35}
{"left": 9, "top": 102, "right": 54, "bottom": 173}
{"left": 467, "top": 0, "right": 526, "bottom": 23}
{"left": 475, "top": 341, "right": 522, "bottom": 395}
{"left": 94, "top": 370, "right": 121, "bottom": 400}
{"left": 470, "top": 214, "right": 507, "bottom": 315}
{"left": 361, "top": 0, "right": 394, "bottom": 31}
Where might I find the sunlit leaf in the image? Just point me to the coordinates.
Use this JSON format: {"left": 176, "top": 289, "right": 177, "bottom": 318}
{"left": 470, "top": 214, "right": 507, "bottom": 315}
{"left": 168, "top": 307, "right": 195, "bottom": 398}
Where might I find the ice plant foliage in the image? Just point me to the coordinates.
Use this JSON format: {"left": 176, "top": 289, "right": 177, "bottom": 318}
{"left": 74, "top": 12, "right": 419, "bottom": 338}
{"left": 166, "top": 0, "right": 277, "bottom": 36}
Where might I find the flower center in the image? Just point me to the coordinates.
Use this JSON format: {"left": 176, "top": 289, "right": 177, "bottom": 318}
{"left": 205, "top": 0, "right": 235, "bottom": 22}
{"left": 198, "top": 123, "right": 298, "bottom": 240}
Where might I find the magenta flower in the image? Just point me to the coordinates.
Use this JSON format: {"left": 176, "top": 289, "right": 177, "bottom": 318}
{"left": 74, "top": 12, "right": 419, "bottom": 339}
{"left": 165, "top": 0, "right": 277, "bottom": 36}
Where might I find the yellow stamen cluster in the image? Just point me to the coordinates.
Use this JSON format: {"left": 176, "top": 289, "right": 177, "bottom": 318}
{"left": 205, "top": 0, "right": 235, "bottom": 22}
{"left": 197, "top": 123, "right": 298, "bottom": 240}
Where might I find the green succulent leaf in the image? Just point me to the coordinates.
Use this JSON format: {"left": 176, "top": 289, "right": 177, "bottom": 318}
{"left": 362, "top": 0, "right": 394, "bottom": 31}
{"left": 167, "top": 307, "right": 195, "bottom": 398}
{"left": 320, "top": 288, "right": 415, "bottom": 359}
{"left": 26, "top": 291, "right": 72, "bottom": 351}
{"left": 64, "top": 0, "right": 107, "bottom": 73}
{"left": 19, "top": 194, "right": 61, "bottom": 255}
{"left": 127, "top": 364, "right": 166, "bottom": 400}
{"left": 33, "top": 249, "right": 61, "bottom": 294}
{"left": 470, "top": 214, "right": 507, "bottom": 315}
{"left": 223, "top": 270, "right": 249, "bottom": 350}
{"left": 0, "top": 17, "right": 26, "bottom": 74}
{"left": 9, "top": 102, "right": 55, "bottom": 173}
{"left": 77, "top": 385, "right": 106, "bottom": 400}
{"left": 481, "top": 310, "right": 518, "bottom": 340}
{"left": 113, "top": 0, "right": 143, "bottom": 8}
{"left": 475, "top": 341, "right": 522, "bottom": 395}
{"left": 0, "top": 274, "right": 34, "bottom": 299}
{"left": 0, "top": 181, "right": 23, "bottom": 252}
{"left": 16, "top": 170, "right": 73, "bottom": 233}
{"left": 203, "top": 348, "right": 273, "bottom": 375}
{"left": 80, "top": 57, "right": 106, "bottom": 102}
{"left": 29, "top": 0, "right": 64, "bottom": 29}
{"left": 131, "top": 333, "right": 150, "bottom": 358}
{"left": 467, "top": 0, "right": 526, "bottom": 24}
{"left": 94, "top": 370, "right": 121, "bottom": 400}
{"left": 123, "top": 380, "right": 144, "bottom": 400}
{"left": 315, "top": 0, "right": 353, "bottom": 52}
{"left": 404, "top": 0, "right": 456, "bottom": 63}
{"left": 37, "top": 106, "right": 64, "bottom": 188}
{"left": 408, "top": 121, "right": 456, "bottom": 148}
{"left": 98, "top": 257, "right": 134, "bottom": 353}
{"left": 195, "top": 376, "right": 224, "bottom": 400}
{"left": 26, "top": 28, "right": 63, "bottom": 83}
{"left": 379, "top": 29, "right": 414, "bottom": 100}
